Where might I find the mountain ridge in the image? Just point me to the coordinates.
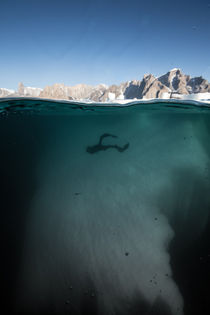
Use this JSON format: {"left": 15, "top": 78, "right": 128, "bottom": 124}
{"left": 1, "top": 69, "right": 210, "bottom": 101}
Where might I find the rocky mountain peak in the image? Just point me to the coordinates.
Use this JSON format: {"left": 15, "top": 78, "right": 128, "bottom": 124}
{"left": 187, "top": 76, "right": 210, "bottom": 93}
{"left": 158, "top": 69, "right": 190, "bottom": 94}
{"left": 18, "top": 82, "right": 25, "bottom": 95}
{"left": 1, "top": 69, "right": 210, "bottom": 101}
{"left": 18, "top": 82, "right": 43, "bottom": 97}
{"left": 143, "top": 73, "right": 155, "bottom": 80}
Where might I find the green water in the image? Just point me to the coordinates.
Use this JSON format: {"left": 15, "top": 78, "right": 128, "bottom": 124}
{"left": 1, "top": 98, "right": 210, "bottom": 315}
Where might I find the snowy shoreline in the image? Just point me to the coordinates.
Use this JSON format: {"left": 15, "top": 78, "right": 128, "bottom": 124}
{"left": 0, "top": 96, "right": 210, "bottom": 107}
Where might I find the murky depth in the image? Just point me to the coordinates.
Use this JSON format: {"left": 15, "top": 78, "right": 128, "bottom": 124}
{"left": 1, "top": 105, "right": 210, "bottom": 315}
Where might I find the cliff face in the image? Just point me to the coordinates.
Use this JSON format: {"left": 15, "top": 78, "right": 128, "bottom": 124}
{"left": 187, "top": 77, "right": 210, "bottom": 93}
{"left": 158, "top": 69, "right": 210, "bottom": 95}
{"left": 18, "top": 82, "right": 43, "bottom": 97}
{"left": 1, "top": 69, "right": 210, "bottom": 101}
{"left": 124, "top": 74, "right": 170, "bottom": 99}
{"left": 40, "top": 84, "right": 69, "bottom": 100}
{"left": 142, "top": 76, "right": 171, "bottom": 99}
{"left": 40, "top": 83, "right": 108, "bottom": 101}
{"left": 158, "top": 68, "right": 190, "bottom": 94}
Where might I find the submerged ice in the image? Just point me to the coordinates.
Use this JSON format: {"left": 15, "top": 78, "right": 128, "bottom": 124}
{"left": 16, "top": 110, "right": 210, "bottom": 315}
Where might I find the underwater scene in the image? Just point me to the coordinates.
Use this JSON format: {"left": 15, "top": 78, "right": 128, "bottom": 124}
{"left": 1, "top": 98, "right": 210, "bottom": 315}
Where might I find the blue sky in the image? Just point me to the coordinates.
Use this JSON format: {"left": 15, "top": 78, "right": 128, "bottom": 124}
{"left": 0, "top": 0, "right": 210, "bottom": 89}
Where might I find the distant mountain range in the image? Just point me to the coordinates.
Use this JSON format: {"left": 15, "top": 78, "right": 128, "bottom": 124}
{"left": 1, "top": 69, "right": 210, "bottom": 102}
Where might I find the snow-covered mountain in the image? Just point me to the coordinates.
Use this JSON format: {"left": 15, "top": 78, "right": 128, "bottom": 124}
{"left": 1, "top": 69, "right": 210, "bottom": 101}
{"left": 0, "top": 88, "right": 15, "bottom": 97}
{"left": 18, "top": 82, "right": 43, "bottom": 97}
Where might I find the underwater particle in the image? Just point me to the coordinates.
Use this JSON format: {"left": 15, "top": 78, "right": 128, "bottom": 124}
{"left": 125, "top": 252, "right": 129, "bottom": 256}
{"left": 154, "top": 217, "right": 158, "bottom": 220}
{"left": 74, "top": 192, "right": 81, "bottom": 196}
{"left": 69, "top": 285, "right": 73, "bottom": 290}
{"left": 165, "top": 273, "right": 169, "bottom": 277}
{"left": 91, "top": 293, "right": 95, "bottom": 297}
{"left": 65, "top": 300, "right": 70, "bottom": 305}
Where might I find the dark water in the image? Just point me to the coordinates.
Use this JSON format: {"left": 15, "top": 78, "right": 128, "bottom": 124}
{"left": 1, "top": 98, "right": 210, "bottom": 315}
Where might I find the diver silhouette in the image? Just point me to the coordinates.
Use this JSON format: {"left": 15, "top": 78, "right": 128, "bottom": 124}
{"left": 86, "top": 133, "right": 129, "bottom": 154}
